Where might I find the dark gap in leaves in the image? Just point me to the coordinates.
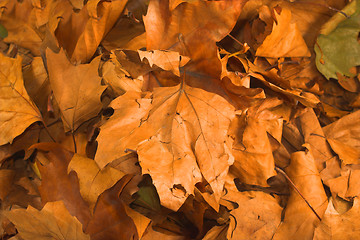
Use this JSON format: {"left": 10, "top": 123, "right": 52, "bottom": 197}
{"left": 102, "top": 107, "right": 114, "bottom": 117}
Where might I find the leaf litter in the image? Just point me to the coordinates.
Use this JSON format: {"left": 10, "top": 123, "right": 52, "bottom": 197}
{"left": 0, "top": 0, "right": 359, "bottom": 239}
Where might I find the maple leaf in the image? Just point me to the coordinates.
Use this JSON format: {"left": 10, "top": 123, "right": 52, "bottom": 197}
{"left": 144, "top": 0, "right": 247, "bottom": 80}
{"left": 224, "top": 191, "right": 282, "bottom": 239}
{"left": 47, "top": 0, "right": 128, "bottom": 63}
{"left": 68, "top": 154, "right": 126, "bottom": 211}
{"left": 46, "top": 49, "right": 106, "bottom": 132}
{"left": 256, "top": 7, "right": 311, "bottom": 58}
{"left": 33, "top": 143, "right": 92, "bottom": 226}
{"left": 314, "top": 197, "right": 360, "bottom": 240}
{"left": 0, "top": 53, "right": 42, "bottom": 145}
{"left": 323, "top": 110, "right": 360, "bottom": 165}
{"left": 96, "top": 83, "right": 235, "bottom": 211}
{"left": 138, "top": 50, "right": 190, "bottom": 77}
{"left": 84, "top": 175, "right": 139, "bottom": 240}
{"left": 5, "top": 201, "right": 90, "bottom": 240}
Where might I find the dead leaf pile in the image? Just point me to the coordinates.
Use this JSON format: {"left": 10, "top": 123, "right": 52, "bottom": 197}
{"left": 0, "top": 0, "right": 359, "bottom": 239}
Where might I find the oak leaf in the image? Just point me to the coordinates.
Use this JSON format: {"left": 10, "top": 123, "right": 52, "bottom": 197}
{"left": 0, "top": 53, "right": 42, "bottom": 145}
{"left": 5, "top": 201, "right": 90, "bottom": 240}
{"left": 96, "top": 84, "right": 235, "bottom": 211}
{"left": 46, "top": 49, "right": 106, "bottom": 132}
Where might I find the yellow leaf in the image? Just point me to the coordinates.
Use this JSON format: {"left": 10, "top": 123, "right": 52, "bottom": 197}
{"left": 0, "top": 53, "right": 41, "bottom": 145}
{"left": 5, "top": 201, "right": 90, "bottom": 240}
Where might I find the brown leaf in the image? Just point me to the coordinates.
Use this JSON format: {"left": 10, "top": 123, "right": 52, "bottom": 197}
{"left": 23, "top": 57, "right": 50, "bottom": 115}
{"left": 138, "top": 50, "right": 190, "bottom": 77}
{"left": 297, "top": 108, "right": 334, "bottom": 172}
{"left": 144, "top": 0, "right": 247, "bottom": 80}
{"left": 48, "top": 0, "right": 128, "bottom": 63}
{"left": 323, "top": 110, "right": 360, "bottom": 165}
{"left": 256, "top": 7, "right": 311, "bottom": 58}
{"left": 84, "top": 175, "right": 139, "bottom": 240}
{"left": 68, "top": 154, "right": 126, "bottom": 211}
{"left": 33, "top": 143, "right": 91, "bottom": 226}
{"left": 46, "top": 49, "right": 106, "bottom": 132}
{"left": 314, "top": 197, "right": 360, "bottom": 240}
{"left": 228, "top": 99, "right": 283, "bottom": 186}
{"left": 5, "top": 201, "right": 90, "bottom": 240}
{"left": 224, "top": 190, "right": 282, "bottom": 239}
{"left": 124, "top": 205, "right": 151, "bottom": 239}
{"left": 273, "top": 146, "right": 328, "bottom": 240}
{"left": 96, "top": 84, "right": 235, "bottom": 211}
{"left": 0, "top": 53, "right": 42, "bottom": 145}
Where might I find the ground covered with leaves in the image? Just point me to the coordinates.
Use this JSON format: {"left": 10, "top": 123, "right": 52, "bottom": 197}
{"left": 0, "top": 0, "right": 359, "bottom": 239}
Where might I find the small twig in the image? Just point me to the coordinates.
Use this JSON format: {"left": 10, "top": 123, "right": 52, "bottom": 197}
{"left": 275, "top": 166, "right": 322, "bottom": 221}
{"left": 227, "top": 34, "right": 245, "bottom": 47}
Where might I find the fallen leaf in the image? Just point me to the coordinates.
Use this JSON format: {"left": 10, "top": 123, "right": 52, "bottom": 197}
{"left": 314, "top": 197, "right": 360, "bottom": 240}
{"left": 144, "top": 0, "right": 247, "bottom": 80}
{"left": 96, "top": 83, "right": 235, "bottom": 211}
{"left": 138, "top": 50, "right": 190, "bottom": 77}
{"left": 223, "top": 190, "right": 282, "bottom": 240}
{"left": 273, "top": 146, "right": 328, "bottom": 240}
{"left": 0, "top": 53, "right": 42, "bottom": 145}
{"left": 46, "top": 49, "right": 106, "bottom": 132}
{"left": 49, "top": 0, "right": 128, "bottom": 63}
{"left": 33, "top": 143, "right": 91, "bottom": 226}
{"left": 5, "top": 201, "right": 90, "bottom": 240}
{"left": 84, "top": 175, "right": 139, "bottom": 240}
{"left": 323, "top": 110, "right": 360, "bottom": 165}
{"left": 256, "top": 7, "right": 311, "bottom": 58}
{"left": 315, "top": 0, "right": 360, "bottom": 80}
{"left": 68, "top": 154, "right": 126, "bottom": 211}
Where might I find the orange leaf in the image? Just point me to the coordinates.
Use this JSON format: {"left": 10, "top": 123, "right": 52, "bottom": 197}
{"left": 96, "top": 84, "right": 235, "bottom": 211}
{"left": 46, "top": 49, "right": 106, "bottom": 132}
{"left": 0, "top": 54, "right": 42, "bottom": 145}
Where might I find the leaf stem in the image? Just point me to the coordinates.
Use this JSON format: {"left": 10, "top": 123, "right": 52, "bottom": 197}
{"left": 275, "top": 166, "right": 322, "bottom": 221}
{"left": 71, "top": 132, "right": 77, "bottom": 153}
{"left": 40, "top": 120, "right": 56, "bottom": 142}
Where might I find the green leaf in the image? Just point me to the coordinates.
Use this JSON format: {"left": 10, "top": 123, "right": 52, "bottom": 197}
{"left": 0, "top": 23, "right": 7, "bottom": 38}
{"left": 315, "top": 0, "right": 360, "bottom": 80}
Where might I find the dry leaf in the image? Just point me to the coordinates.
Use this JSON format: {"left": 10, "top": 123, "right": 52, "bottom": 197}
{"left": 49, "top": 0, "right": 128, "bottom": 63}
{"left": 96, "top": 84, "right": 235, "bottom": 211}
{"left": 138, "top": 50, "right": 190, "bottom": 77}
{"left": 68, "top": 154, "right": 126, "bottom": 211}
{"left": 273, "top": 146, "right": 328, "bottom": 240}
{"left": 256, "top": 7, "right": 311, "bottom": 58}
{"left": 223, "top": 190, "right": 282, "bottom": 239}
{"left": 84, "top": 175, "right": 139, "bottom": 240}
{"left": 33, "top": 143, "right": 91, "bottom": 226}
{"left": 323, "top": 110, "right": 360, "bottom": 165}
{"left": 0, "top": 53, "right": 42, "bottom": 145}
{"left": 46, "top": 49, "right": 106, "bottom": 132}
{"left": 314, "top": 197, "right": 360, "bottom": 240}
{"left": 5, "top": 201, "right": 90, "bottom": 240}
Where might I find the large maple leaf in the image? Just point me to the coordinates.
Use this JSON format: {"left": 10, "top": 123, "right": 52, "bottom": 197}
{"left": 96, "top": 82, "right": 235, "bottom": 211}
